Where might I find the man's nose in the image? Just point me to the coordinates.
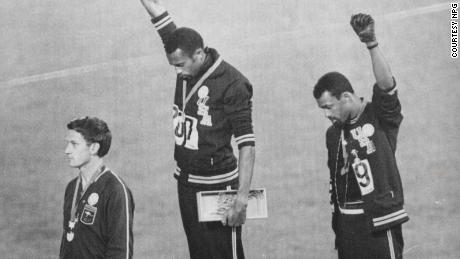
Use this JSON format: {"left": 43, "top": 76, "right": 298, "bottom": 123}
{"left": 174, "top": 67, "right": 183, "bottom": 75}
{"left": 64, "top": 144, "right": 71, "bottom": 155}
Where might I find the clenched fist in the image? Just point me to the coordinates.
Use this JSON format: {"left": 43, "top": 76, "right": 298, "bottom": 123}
{"left": 140, "top": 0, "right": 166, "bottom": 18}
{"left": 350, "top": 13, "right": 376, "bottom": 43}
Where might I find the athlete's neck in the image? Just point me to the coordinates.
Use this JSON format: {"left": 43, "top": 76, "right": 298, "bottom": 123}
{"left": 348, "top": 98, "right": 366, "bottom": 124}
{"left": 193, "top": 49, "right": 213, "bottom": 81}
{"left": 79, "top": 158, "right": 103, "bottom": 189}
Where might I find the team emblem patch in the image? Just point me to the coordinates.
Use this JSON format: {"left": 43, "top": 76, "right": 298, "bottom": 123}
{"left": 197, "top": 86, "right": 212, "bottom": 126}
{"left": 350, "top": 123, "right": 376, "bottom": 154}
{"left": 88, "top": 193, "right": 99, "bottom": 206}
{"left": 80, "top": 204, "right": 97, "bottom": 225}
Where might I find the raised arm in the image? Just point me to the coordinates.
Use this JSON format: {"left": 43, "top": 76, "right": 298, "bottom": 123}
{"left": 140, "top": 0, "right": 167, "bottom": 18}
{"left": 350, "top": 13, "right": 395, "bottom": 91}
{"left": 140, "top": 0, "right": 176, "bottom": 46}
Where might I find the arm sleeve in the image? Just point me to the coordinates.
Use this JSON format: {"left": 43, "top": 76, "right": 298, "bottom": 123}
{"left": 150, "top": 11, "right": 177, "bottom": 48}
{"left": 371, "top": 77, "right": 403, "bottom": 151}
{"left": 104, "top": 182, "right": 135, "bottom": 259}
{"left": 224, "top": 79, "right": 255, "bottom": 149}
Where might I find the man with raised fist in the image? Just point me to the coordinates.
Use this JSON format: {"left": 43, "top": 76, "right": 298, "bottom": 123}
{"left": 313, "top": 13, "right": 409, "bottom": 259}
{"left": 139, "top": 0, "right": 256, "bottom": 258}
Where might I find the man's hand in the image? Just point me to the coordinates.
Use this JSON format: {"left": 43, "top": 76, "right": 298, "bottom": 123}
{"left": 222, "top": 195, "right": 248, "bottom": 227}
{"left": 351, "top": 13, "right": 393, "bottom": 90}
{"left": 140, "top": 0, "right": 167, "bottom": 18}
{"left": 350, "top": 13, "right": 376, "bottom": 44}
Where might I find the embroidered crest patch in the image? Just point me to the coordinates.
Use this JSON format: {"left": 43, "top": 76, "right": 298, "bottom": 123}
{"left": 197, "top": 86, "right": 212, "bottom": 126}
{"left": 350, "top": 123, "right": 376, "bottom": 154}
{"left": 80, "top": 204, "right": 97, "bottom": 225}
{"left": 88, "top": 193, "right": 99, "bottom": 206}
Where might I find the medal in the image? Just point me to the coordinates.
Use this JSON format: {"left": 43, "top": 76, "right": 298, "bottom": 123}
{"left": 340, "top": 167, "right": 347, "bottom": 176}
{"left": 66, "top": 166, "right": 105, "bottom": 243}
{"left": 341, "top": 131, "right": 349, "bottom": 176}
{"left": 68, "top": 219, "right": 76, "bottom": 229}
{"left": 66, "top": 231, "right": 74, "bottom": 242}
{"left": 67, "top": 175, "right": 81, "bottom": 243}
{"left": 66, "top": 218, "right": 77, "bottom": 242}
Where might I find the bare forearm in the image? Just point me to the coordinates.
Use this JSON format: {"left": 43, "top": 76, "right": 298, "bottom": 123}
{"left": 368, "top": 43, "right": 394, "bottom": 91}
{"left": 236, "top": 146, "right": 255, "bottom": 203}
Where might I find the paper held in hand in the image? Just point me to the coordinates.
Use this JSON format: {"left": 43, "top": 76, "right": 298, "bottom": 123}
{"left": 196, "top": 188, "right": 268, "bottom": 222}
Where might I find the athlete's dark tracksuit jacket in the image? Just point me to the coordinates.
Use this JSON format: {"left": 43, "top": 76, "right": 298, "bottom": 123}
{"left": 151, "top": 12, "right": 255, "bottom": 259}
{"left": 326, "top": 83, "right": 409, "bottom": 255}
{"left": 59, "top": 167, "right": 134, "bottom": 259}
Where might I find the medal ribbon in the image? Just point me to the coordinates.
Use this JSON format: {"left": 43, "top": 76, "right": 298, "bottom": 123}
{"left": 69, "top": 177, "right": 81, "bottom": 223}
{"left": 341, "top": 131, "right": 348, "bottom": 173}
{"left": 181, "top": 56, "right": 223, "bottom": 118}
{"left": 334, "top": 130, "right": 350, "bottom": 209}
{"left": 69, "top": 165, "right": 106, "bottom": 223}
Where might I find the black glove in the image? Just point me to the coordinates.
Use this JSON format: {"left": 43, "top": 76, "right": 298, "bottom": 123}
{"left": 350, "top": 13, "right": 376, "bottom": 43}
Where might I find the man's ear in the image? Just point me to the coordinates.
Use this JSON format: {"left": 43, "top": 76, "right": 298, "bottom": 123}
{"left": 89, "top": 142, "right": 100, "bottom": 156}
{"left": 193, "top": 48, "right": 205, "bottom": 62}
{"left": 340, "top": 92, "right": 353, "bottom": 103}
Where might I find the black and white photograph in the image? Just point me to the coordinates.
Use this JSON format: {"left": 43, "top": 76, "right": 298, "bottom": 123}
{"left": 0, "top": 0, "right": 458, "bottom": 258}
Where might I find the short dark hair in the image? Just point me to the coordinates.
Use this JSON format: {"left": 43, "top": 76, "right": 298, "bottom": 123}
{"left": 313, "top": 72, "right": 354, "bottom": 99}
{"left": 67, "top": 116, "right": 112, "bottom": 157}
{"left": 165, "top": 27, "right": 204, "bottom": 56}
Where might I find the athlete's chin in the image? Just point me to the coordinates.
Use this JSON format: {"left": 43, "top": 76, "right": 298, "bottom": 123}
{"left": 331, "top": 119, "right": 343, "bottom": 127}
{"left": 180, "top": 74, "right": 192, "bottom": 80}
{"left": 68, "top": 161, "right": 80, "bottom": 168}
